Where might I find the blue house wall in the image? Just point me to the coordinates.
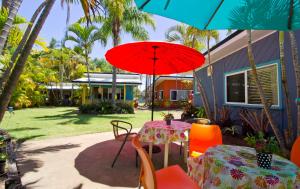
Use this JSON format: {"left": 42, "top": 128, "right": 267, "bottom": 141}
{"left": 194, "top": 31, "right": 300, "bottom": 132}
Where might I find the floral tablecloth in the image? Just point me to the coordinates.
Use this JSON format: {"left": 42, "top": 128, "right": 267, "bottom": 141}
{"left": 138, "top": 120, "right": 191, "bottom": 144}
{"left": 187, "top": 145, "right": 300, "bottom": 189}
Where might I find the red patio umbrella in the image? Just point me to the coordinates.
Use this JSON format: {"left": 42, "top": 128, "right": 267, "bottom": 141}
{"left": 105, "top": 41, "right": 205, "bottom": 120}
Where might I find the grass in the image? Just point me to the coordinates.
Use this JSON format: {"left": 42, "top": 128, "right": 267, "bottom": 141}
{"left": 0, "top": 107, "right": 180, "bottom": 142}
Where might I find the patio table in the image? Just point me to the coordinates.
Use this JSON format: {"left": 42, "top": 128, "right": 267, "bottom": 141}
{"left": 138, "top": 120, "right": 191, "bottom": 168}
{"left": 187, "top": 145, "right": 300, "bottom": 189}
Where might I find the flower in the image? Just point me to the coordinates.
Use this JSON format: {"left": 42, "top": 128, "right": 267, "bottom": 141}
{"left": 255, "top": 176, "right": 267, "bottom": 188}
{"left": 230, "top": 169, "right": 245, "bottom": 180}
{"left": 265, "top": 175, "right": 279, "bottom": 186}
{"left": 229, "top": 159, "right": 245, "bottom": 167}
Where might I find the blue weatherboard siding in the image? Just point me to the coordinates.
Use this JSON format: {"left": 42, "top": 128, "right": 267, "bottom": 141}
{"left": 194, "top": 31, "right": 300, "bottom": 132}
{"left": 126, "top": 86, "right": 134, "bottom": 100}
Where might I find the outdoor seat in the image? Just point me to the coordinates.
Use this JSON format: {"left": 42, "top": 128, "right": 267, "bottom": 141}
{"left": 189, "top": 124, "right": 222, "bottom": 158}
{"left": 132, "top": 136, "right": 200, "bottom": 189}
{"left": 111, "top": 120, "right": 138, "bottom": 168}
{"left": 291, "top": 137, "right": 300, "bottom": 167}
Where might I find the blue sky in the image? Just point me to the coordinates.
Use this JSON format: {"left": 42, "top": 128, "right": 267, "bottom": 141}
{"left": 19, "top": 1, "right": 228, "bottom": 59}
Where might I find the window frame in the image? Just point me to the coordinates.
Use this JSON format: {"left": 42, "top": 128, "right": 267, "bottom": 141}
{"left": 224, "top": 61, "right": 281, "bottom": 108}
{"left": 170, "top": 89, "right": 193, "bottom": 102}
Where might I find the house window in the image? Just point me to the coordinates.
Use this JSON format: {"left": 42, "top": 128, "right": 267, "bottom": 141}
{"left": 159, "top": 90, "right": 164, "bottom": 100}
{"left": 225, "top": 63, "right": 279, "bottom": 106}
{"left": 170, "top": 90, "right": 191, "bottom": 101}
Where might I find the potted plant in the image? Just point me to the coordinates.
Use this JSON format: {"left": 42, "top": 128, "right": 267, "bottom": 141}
{"left": 161, "top": 112, "right": 174, "bottom": 125}
{"left": 0, "top": 152, "right": 7, "bottom": 174}
{"left": 244, "top": 132, "right": 279, "bottom": 169}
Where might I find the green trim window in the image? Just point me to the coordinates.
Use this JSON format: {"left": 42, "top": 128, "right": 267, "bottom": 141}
{"left": 225, "top": 63, "right": 279, "bottom": 107}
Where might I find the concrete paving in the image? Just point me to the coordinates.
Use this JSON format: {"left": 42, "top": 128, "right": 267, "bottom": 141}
{"left": 18, "top": 130, "right": 186, "bottom": 189}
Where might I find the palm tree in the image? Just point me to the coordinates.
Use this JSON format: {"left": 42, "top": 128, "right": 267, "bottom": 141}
{"left": 0, "top": 0, "right": 23, "bottom": 54}
{"left": 65, "top": 22, "right": 106, "bottom": 102}
{"left": 0, "top": 0, "right": 47, "bottom": 92}
{"left": 278, "top": 31, "right": 294, "bottom": 147}
{"left": 91, "top": 0, "right": 155, "bottom": 105}
{"left": 188, "top": 29, "right": 219, "bottom": 121}
{"left": 0, "top": 0, "right": 105, "bottom": 123}
{"left": 288, "top": 31, "right": 300, "bottom": 138}
{"left": 165, "top": 24, "right": 215, "bottom": 121}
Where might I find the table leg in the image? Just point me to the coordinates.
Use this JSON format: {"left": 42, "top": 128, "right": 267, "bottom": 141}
{"left": 164, "top": 142, "right": 169, "bottom": 168}
{"left": 149, "top": 142, "right": 153, "bottom": 159}
{"left": 184, "top": 140, "right": 188, "bottom": 163}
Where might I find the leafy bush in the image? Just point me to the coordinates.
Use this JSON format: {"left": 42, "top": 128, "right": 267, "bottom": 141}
{"left": 239, "top": 109, "right": 270, "bottom": 134}
{"left": 79, "top": 101, "right": 134, "bottom": 114}
{"left": 217, "top": 107, "right": 232, "bottom": 128}
{"left": 181, "top": 102, "right": 206, "bottom": 120}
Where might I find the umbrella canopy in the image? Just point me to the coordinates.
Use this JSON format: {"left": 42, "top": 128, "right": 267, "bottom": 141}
{"left": 105, "top": 41, "right": 205, "bottom": 120}
{"left": 134, "top": 0, "right": 300, "bottom": 30}
{"left": 105, "top": 41, "right": 205, "bottom": 75}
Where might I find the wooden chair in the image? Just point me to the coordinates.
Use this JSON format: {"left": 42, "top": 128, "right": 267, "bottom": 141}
{"left": 291, "top": 137, "right": 300, "bottom": 167}
{"left": 111, "top": 120, "right": 138, "bottom": 168}
{"left": 189, "top": 124, "right": 222, "bottom": 158}
{"left": 132, "top": 136, "right": 200, "bottom": 189}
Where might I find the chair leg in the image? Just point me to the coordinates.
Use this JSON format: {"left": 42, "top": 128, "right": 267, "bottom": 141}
{"left": 111, "top": 140, "right": 127, "bottom": 168}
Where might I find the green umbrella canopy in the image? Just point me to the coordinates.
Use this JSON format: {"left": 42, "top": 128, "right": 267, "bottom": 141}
{"left": 135, "top": 0, "right": 300, "bottom": 30}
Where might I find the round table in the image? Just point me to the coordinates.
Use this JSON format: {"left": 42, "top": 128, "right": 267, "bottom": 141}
{"left": 139, "top": 120, "right": 191, "bottom": 167}
{"left": 187, "top": 145, "right": 300, "bottom": 189}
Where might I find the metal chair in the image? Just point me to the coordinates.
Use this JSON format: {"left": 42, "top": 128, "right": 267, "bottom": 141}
{"left": 111, "top": 120, "right": 138, "bottom": 168}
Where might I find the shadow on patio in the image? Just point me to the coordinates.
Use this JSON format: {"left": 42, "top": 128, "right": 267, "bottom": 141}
{"left": 75, "top": 139, "right": 187, "bottom": 188}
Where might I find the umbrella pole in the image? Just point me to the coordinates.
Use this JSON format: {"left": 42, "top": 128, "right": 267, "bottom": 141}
{"left": 151, "top": 75, "right": 155, "bottom": 121}
{"left": 151, "top": 46, "right": 158, "bottom": 121}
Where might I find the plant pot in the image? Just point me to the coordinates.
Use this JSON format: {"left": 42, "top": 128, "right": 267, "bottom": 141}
{"left": 256, "top": 152, "right": 272, "bottom": 169}
{"left": 166, "top": 119, "right": 171, "bottom": 125}
{"left": 0, "top": 160, "right": 5, "bottom": 174}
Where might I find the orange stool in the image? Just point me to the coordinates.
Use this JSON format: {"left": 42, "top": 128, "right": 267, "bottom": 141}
{"left": 291, "top": 137, "right": 300, "bottom": 168}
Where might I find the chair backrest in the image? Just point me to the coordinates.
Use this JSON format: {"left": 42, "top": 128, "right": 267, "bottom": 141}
{"left": 132, "top": 136, "right": 157, "bottom": 189}
{"left": 291, "top": 137, "right": 300, "bottom": 167}
{"left": 110, "top": 120, "right": 132, "bottom": 139}
{"left": 195, "top": 118, "right": 211, "bottom": 125}
{"left": 189, "top": 124, "right": 222, "bottom": 155}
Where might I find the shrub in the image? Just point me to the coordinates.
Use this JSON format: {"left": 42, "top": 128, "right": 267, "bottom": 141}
{"left": 79, "top": 101, "right": 134, "bottom": 114}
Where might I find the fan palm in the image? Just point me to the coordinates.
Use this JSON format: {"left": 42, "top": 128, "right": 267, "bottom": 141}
{"left": 88, "top": 0, "right": 155, "bottom": 105}
{"left": 65, "top": 22, "right": 106, "bottom": 101}
{"left": 0, "top": 0, "right": 105, "bottom": 123}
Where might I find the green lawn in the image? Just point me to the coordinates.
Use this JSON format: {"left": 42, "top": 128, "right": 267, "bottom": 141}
{"left": 0, "top": 107, "right": 180, "bottom": 142}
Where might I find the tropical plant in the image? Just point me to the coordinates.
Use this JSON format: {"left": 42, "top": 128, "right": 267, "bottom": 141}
{"left": 87, "top": 0, "right": 155, "bottom": 105}
{"left": 161, "top": 112, "right": 174, "bottom": 121}
{"left": 195, "top": 107, "right": 206, "bottom": 118}
{"left": 0, "top": 0, "right": 105, "bottom": 123}
{"left": 65, "top": 22, "right": 107, "bottom": 101}
{"left": 240, "top": 109, "right": 270, "bottom": 134}
{"left": 0, "top": 0, "right": 23, "bottom": 54}
{"left": 244, "top": 132, "right": 280, "bottom": 154}
{"left": 165, "top": 24, "right": 213, "bottom": 120}
{"left": 217, "top": 107, "right": 232, "bottom": 128}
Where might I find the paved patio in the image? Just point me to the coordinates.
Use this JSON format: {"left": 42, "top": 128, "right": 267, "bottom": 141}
{"left": 18, "top": 130, "right": 187, "bottom": 189}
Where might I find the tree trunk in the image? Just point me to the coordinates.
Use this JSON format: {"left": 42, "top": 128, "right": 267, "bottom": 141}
{"left": 193, "top": 70, "right": 213, "bottom": 120}
{"left": 279, "top": 31, "right": 294, "bottom": 147}
{"left": 111, "top": 18, "right": 120, "bottom": 106}
{"left": 0, "top": 0, "right": 55, "bottom": 123}
{"left": 288, "top": 31, "right": 300, "bottom": 137}
{"left": 207, "top": 34, "right": 217, "bottom": 122}
{"left": 246, "top": 30, "right": 287, "bottom": 153}
{"left": 0, "top": 0, "right": 22, "bottom": 54}
{"left": 0, "top": 0, "right": 48, "bottom": 92}
{"left": 1, "top": 0, "right": 11, "bottom": 10}
{"left": 84, "top": 51, "right": 93, "bottom": 102}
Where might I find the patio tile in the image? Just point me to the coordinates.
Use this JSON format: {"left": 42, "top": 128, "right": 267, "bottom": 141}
{"left": 18, "top": 130, "right": 186, "bottom": 189}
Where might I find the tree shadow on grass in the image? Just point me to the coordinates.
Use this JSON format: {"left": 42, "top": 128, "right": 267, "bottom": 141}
{"left": 5, "top": 127, "right": 39, "bottom": 132}
{"left": 17, "top": 135, "right": 45, "bottom": 144}
{"left": 35, "top": 109, "right": 136, "bottom": 125}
